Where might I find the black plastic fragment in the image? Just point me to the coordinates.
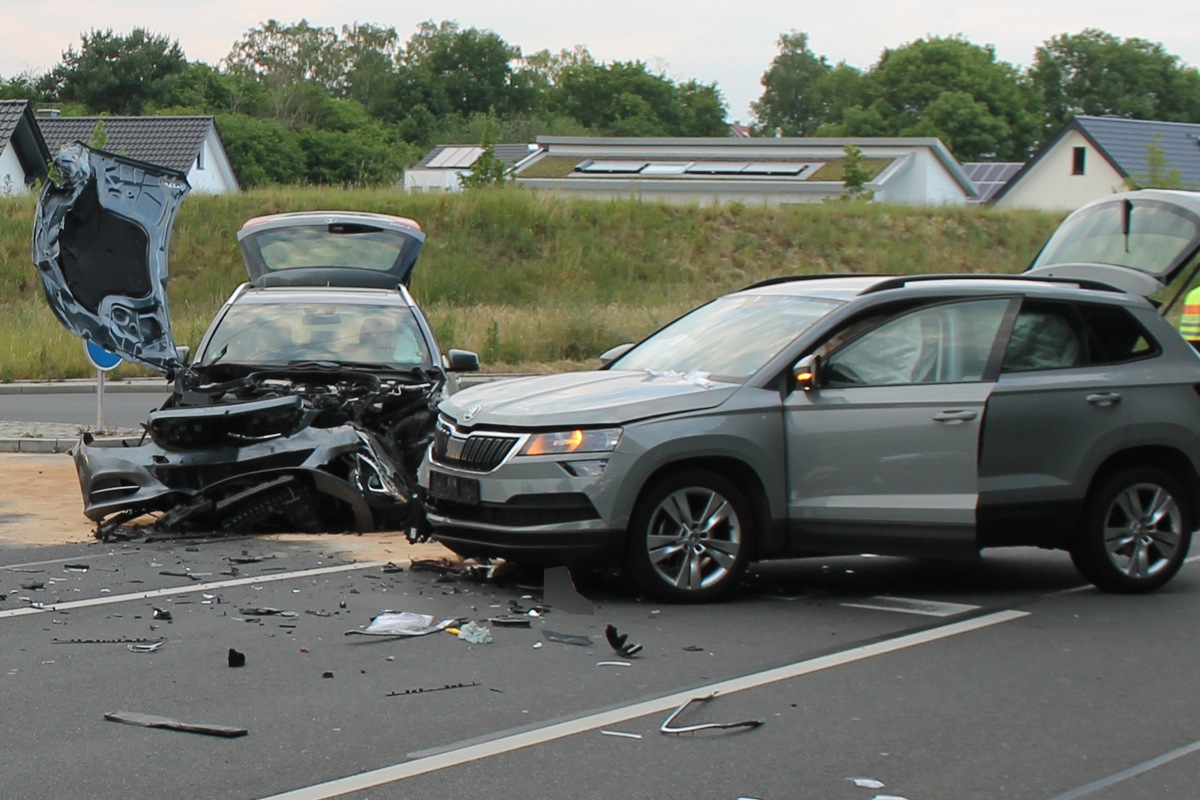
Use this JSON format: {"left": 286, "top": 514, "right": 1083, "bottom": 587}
{"left": 228, "top": 648, "right": 246, "bottom": 668}
{"left": 542, "top": 629, "right": 593, "bottom": 647}
{"left": 604, "top": 624, "right": 643, "bottom": 658}
{"left": 152, "top": 608, "right": 172, "bottom": 621}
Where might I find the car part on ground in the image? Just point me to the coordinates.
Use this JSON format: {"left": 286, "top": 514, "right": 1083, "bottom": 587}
{"left": 422, "top": 189, "right": 1200, "bottom": 601}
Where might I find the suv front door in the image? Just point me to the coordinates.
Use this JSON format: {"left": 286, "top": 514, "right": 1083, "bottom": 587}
{"left": 783, "top": 297, "right": 1014, "bottom": 556}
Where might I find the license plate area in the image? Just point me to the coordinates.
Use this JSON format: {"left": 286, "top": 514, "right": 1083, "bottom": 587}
{"left": 428, "top": 470, "right": 481, "bottom": 505}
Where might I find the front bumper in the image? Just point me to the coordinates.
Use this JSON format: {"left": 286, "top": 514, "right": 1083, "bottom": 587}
{"left": 419, "top": 452, "right": 631, "bottom": 567}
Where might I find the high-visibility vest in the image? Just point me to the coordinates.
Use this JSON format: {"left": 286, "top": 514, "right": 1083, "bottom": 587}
{"left": 1181, "top": 286, "right": 1200, "bottom": 343}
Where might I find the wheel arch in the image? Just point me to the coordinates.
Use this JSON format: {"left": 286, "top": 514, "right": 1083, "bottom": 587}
{"left": 622, "top": 456, "right": 773, "bottom": 561}
{"left": 1087, "top": 445, "right": 1200, "bottom": 523}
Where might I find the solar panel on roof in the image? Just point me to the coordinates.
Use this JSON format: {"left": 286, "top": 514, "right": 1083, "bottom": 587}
{"left": 428, "top": 146, "right": 483, "bottom": 168}
{"left": 685, "top": 162, "right": 750, "bottom": 174}
{"left": 575, "top": 160, "right": 648, "bottom": 173}
{"left": 742, "top": 162, "right": 807, "bottom": 176}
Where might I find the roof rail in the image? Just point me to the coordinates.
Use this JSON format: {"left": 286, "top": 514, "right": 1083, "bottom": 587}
{"left": 858, "top": 273, "right": 1123, "bottom": 295}
{"left": 740, "top": 274, "right": 886, "bottom": 291}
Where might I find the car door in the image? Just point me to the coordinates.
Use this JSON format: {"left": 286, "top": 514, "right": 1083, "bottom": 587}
{"left": 782, "top": 297, "right": 1013, "bottom": 556}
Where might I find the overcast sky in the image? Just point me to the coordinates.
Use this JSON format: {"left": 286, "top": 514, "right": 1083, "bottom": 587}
{"left": 2, "top": 0, "right": 1198, "bottom": 123}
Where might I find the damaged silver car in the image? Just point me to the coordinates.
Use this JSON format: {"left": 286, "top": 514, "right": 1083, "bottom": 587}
{"left": 33, "top": 143, "right": 478, "bottom": 539}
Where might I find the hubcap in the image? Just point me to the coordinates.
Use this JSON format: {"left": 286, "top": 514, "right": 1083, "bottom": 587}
{"left": 645, "top": 486, "right": 742, "bottom": 591}
{"left": 1103, "top": 482, "right": 1182, "bottom": 579}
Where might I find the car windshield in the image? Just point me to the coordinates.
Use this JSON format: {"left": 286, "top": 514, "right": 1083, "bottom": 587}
{"left": 612, "top": 292, "right": 842, "bottom": 382}
{"left": 199, "top": 302, "right": 432, "bottom": 368}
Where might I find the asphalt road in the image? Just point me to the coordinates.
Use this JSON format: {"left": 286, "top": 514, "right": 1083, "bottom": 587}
{"left": 0, "top": 385, "right": 171, "bottom": 430}
{"left": 3, "top": 533, "right": 1199, "bottom": 800}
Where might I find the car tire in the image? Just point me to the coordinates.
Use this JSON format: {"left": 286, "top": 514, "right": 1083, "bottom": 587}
{"left": 625, "top": 469, "right": 752, "bottom": 603}
{"left": 1070, "top": 466, "right": 1193, "bottom": 593}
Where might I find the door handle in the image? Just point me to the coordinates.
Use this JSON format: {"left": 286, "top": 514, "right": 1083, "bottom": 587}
{"left": 933, "top": 409, "right": 977, "bottom": 423}
{"left": 1086, "top": 392, "right": 1122, "bottom": 407}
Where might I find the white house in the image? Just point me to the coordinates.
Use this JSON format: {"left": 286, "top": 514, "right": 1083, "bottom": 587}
{"left": 37, "top": 113, "right": 240, "bottom": 194}
{"left": 994, "top": 116, "right": 1200, "bottom": 211}
{"left": 0, "top": 100, "right": 50, "bottom": 195}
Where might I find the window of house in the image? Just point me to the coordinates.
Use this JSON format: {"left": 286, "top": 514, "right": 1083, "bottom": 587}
{"left": 1072, "top": 147, "right": 1086, "bottom": 176}
{"left": 196, "top": 145, "right": 205, "bottom": 171}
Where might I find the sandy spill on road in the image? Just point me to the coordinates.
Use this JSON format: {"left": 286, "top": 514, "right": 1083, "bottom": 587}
{"left": 0, "top": 452, "right": 458, "bottom": 564}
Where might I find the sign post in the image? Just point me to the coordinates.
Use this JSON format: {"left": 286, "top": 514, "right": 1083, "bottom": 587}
{"left": 84, "top": 340, "right": 122, "bottom": 431}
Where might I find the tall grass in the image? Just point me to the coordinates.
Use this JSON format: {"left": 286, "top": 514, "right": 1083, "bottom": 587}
{"left": 0, "top": 186, "right": 1061, "bottom": 381}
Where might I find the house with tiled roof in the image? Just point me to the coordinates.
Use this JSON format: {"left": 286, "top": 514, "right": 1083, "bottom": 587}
{"left": 0, "top": 100, "right": 50, "bottom": 195}
{"left": 994, "top": 116, "right": 1200, "bottom": 210}
{"left": 37, "top": 113, "right": 240, "bottom": 194}
{"left": 402, "top": 143, "right": 537, "bottom": 192}
{"left": 501, "top": 136, "right": 976, "bottom": 206}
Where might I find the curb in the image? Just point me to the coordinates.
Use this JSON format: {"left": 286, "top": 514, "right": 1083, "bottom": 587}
{"left": 0, "top": 435, "right": 143, "bottom": 454}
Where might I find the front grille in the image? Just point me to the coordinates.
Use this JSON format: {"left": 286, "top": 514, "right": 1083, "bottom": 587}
{"left": 432, "top": 419, "right": 521, "bottom": 472}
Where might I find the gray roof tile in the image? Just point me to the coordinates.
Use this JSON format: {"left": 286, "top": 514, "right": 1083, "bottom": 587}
{"left": 37, "top": 116, "right": 213, "bottom": 172}
{"left": 1075, "top": 116, "right": 1200, "bottom": 187}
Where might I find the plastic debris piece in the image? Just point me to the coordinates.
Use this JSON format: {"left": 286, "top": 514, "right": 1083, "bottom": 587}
{"left": 596, "top": 661, "right": 632, "bottom": 667}
{"left": 543, "top": 629, "right": 592, "bottom": 647}
{"left": 63, "top": 564, "right": 90, "bottom": 573}
{"left": 871, "top": 796, "right": 910, "bottom": 800}
{"left": 346, "top": 611, "right": 457, "bottom": 637}
{"left": 322, "top": 671, "right": 335, "bottom": 679}
{"left": 456, "top": 621, "right": 493, "bottom": 644}
{"left": 659, "top": 692, "right": 764, "bottom": 735}
{"left": 104, "top": 711, "right": 247, "bottom": 738}
{"left": 228, "top": 648, "right": 246, "bottom": 668}
{"left": 152, "top": 608, "right": 172, "bottom": 621}
{"left": 851, "top": 778, "right": 886, "bottom": 789}
{"left": 239, "top": 607, "right": 288, "bottom": 616}
{"left": 160, "top": 571, "right": 200, "bottom": 581}
{"left": 54, "top": 638, "right": 162, "bottom": 645}
{"left": 381, "top": 562, "right": 404, "bottom": 573}
{"left": 489, "top": 614, "right": 531, "bottom": 628}
{"left": 604, "top": 624, "right": 643, "bottom": 657}
{"left": 600, "top": 730, "right": 643, "bottom": 739}
{"left": 682, "top": 645, "right": 704, "bottom": 652}
{"left": 410, "top": 558, "right": 455, "bottom": 574}
{"left": 543, "top": 566, "right": 594, "bottom": 615}
{"left": 532, "top": 642, "right": 543, "bottom": 649}
{"left": 128, "top": 642, "right": 164, "bottom": 653}
{"left": 387, "top": 681, "right": 481, "bottom": 697}
{"left": 20, "top": 582, "right": 44, "bottom": 591}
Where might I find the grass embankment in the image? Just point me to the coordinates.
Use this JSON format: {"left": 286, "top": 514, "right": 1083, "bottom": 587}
{"left": 0, "top": 187, "right": 1060, "bottom": 381}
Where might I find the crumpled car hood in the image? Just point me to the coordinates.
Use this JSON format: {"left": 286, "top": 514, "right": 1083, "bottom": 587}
{"left": 440, "top": 369, "right": 737, "bottom": 428}
{"left": 32, "top": 142, "right": 190, "bottom": 374}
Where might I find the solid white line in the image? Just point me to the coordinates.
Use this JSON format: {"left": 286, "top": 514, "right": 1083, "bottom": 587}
{"left": 1047, "top": 737, "right": 1200, "bottom": 799}
{"left": 0, "top": 561, "right": 383, "bottom": 620}
{"left": 258, "top": 609, "right": 1030, "bottom": 800}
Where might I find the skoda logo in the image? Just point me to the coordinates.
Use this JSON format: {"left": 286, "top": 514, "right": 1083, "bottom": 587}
{"left": 462, "top": 404, "right": 482, "bottom": 423}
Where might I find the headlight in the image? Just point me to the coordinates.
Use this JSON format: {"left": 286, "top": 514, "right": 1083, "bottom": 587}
{"left": 519, "top": 427, "right": 622, "bottom": 456}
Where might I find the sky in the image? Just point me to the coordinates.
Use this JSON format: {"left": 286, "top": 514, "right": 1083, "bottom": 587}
{"left": 1, "top": 0, "right": 1199, "bottom": 123}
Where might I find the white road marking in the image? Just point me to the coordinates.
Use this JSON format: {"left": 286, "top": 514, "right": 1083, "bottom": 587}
{"left": 0, "top": 561, "right": 383, "bottom": 620}
{"left": 258, "top": 609, "right": 1029, "bottom": 800}
{"left": 1047, "top": 737, "right": 1200, "bottom": 799}
{"left": 840, "top": 596, "right": 980, "bottom": 617}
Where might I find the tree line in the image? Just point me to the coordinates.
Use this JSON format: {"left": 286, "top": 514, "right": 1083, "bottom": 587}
{"left": 3, "top": 21, "right": 1197, "bottom": 187}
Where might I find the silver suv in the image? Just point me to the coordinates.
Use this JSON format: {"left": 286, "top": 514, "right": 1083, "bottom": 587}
{"left": 420, "top": 190, "right": 1200, "bottom": 601}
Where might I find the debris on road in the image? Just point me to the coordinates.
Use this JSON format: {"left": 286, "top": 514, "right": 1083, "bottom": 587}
{"left": 455, "top": 620, "right": 493, "bottom": 644}
{"left": 542, "top": 629, "right": 593, "bottom": 647}
{"left": 386, "top": 681, "right": 481, "bottom": 697}
{"left": 596, "top": 661, "right": 632, "bottom": 667}
{"left": 659, "top": 692, "right": 764, "bottom": 735}
{"left": 104, "top": 710, "right": 247, "bottom": 738}
{"left": 152, "top": 608, "right": 172, "bottom": 621}
{"left": 127, "top": 642, "right": 165, "bottom": 653}
{"left": 54, "top": 638, "right": 164, "bottom": 645}
{"left": 600, "top": 730, "right": 643, "bottom": 739}
{"left": 228, "top": 648, "right": 246, "bottom": 667}
{"left": 850, "top": 778, "right": 886, "bottom": 789}
{"left": 488, "top": 614, "right": 531, "bottom": 628}
{"left": 604, "top": 624, "right": 643, "bottom": 658}
{"left": 345, "top": 611, "right": 457, "bottom": 637}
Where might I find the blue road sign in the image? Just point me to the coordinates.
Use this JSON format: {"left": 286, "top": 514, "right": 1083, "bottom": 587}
{"left": 85, "top": 339, "right": 122, "bottom": 371}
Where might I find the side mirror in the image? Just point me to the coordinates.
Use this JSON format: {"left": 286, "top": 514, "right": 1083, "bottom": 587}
{"left": 793, "top": 354, "right": 821, "bottom": 391}
{"left": 175, "top": 345, "right": 191, "bottom": 366}
{"left": 445, "top": 349, "right": 480, "bottom": 373}
{"left": 599, "top": 342, "right": 634, "bottom": 366}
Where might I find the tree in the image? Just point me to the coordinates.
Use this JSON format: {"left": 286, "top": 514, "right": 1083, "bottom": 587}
{"left": 341, "top": 22, "right": 400, "bottom": 107}
{"left": 825, "top": 36, "right": 1038, "bottom": 160}
{"left": 1030, "top": 29, "right": 1200, "bottom": 137}
{"left": 224, "top": 19, "right": 345, "bottom": 123}
{"left": 401, "top": 21, "right": 536, "bottom": 119}
{"left": 1125, "top": 136, "right": 1197, "bottom": 190}
{"left": 214, "top": 113, "right": 307, "bottom": 187}
{"left": 753, "top": 31, "right": 855, "bottom": 135}
{"left": 839, "top": 144, "right": 874, "bottom": 201}
{"left": 48, "top": 28, "right": 188, "bottom": 115}
{"left": 459, "top": 113, "right": 511, "bottom": 189}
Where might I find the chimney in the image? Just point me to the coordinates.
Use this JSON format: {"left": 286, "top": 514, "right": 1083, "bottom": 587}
{"left": 36, "top": 108, "right": 61, "bottom": 119}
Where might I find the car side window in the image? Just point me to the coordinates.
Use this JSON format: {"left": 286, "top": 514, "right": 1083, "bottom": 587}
{"left": 825, "top": 298, "right": 1009, "bottom": 386}
{"left": 1002, "top": 304, "right": 1084, "bottom": 372}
